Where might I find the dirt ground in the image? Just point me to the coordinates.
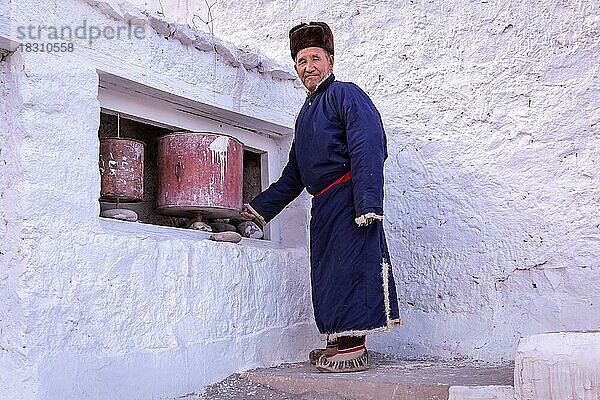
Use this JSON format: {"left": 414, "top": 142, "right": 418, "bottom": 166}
{"left": 180, "top": 372, "right": 348, "bottom": 400}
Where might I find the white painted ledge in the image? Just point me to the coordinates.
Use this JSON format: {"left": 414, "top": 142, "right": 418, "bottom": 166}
{"left": 99, "top": 217, "right": 285, "bottom": 249}
{"left": 0, "top": 20, "right": 20, "bottom": 52}
{"left": 449, "top": 385, "right": 515, "bottom": 400}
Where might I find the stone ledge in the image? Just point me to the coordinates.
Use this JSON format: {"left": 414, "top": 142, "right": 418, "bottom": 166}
{"left": 242, "top": 354, "right": 514, "bottom": 400}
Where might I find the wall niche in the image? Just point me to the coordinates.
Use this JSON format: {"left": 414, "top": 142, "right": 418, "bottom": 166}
{"left": 98, "top": 111, "right": 265, "bottom": 238}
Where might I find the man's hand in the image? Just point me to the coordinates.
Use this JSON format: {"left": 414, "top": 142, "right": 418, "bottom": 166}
{"left": 357, "top": 215, "right": 376, "bottom": 227}
{"left": 240, "top": 203, "right": 267, "bottom": 227}
{"left": 355, "top": 213, "right": 384, "bottom": 227}
{"left": 240, "top": 206, "right": 255, "bottom": 220}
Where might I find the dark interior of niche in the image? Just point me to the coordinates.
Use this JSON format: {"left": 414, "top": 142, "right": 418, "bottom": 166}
{"left": 243, "top": 150, "right": 262, "bottom": 204}
{"left": 98, "top": 112, "right": 264, "bottom": 232}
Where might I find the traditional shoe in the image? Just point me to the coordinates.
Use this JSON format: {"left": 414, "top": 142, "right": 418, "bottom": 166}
{"left": 315, "top": 345, "right": 368, "bottom": 373}
{"left": 308, "top": 341, "right": 338, "bottom": 365}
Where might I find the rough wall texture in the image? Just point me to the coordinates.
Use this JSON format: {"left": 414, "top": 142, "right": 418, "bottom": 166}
{"left": 135, "top": 0, "right": 600, "bottom": 362}
{"left": 0, "top": 60, "right": 33, "bottom": 400}
{"left": 2, "top": 1, "right": 312, "bottom": 399}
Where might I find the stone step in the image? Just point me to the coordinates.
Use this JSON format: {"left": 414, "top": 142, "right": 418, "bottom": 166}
{"left": 239, "top": 353, "right": 514, "bottom": 400}
{"left": 196, "top": 332, "right": 600, "bottom": 400}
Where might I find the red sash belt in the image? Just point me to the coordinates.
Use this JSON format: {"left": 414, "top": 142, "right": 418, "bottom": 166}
{"left": 316, "top": 171, "right": 351, "bottom": 196}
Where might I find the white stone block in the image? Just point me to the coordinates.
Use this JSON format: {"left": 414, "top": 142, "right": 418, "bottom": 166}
{"left": 192, "top": 31, "right": 215, "bottom": 52}
{"left": 119, "top": 3, "right": 147, "bottom": 25}
{"left": 147, "top": 12, "right": 175, "bottom": 37}
{"left": 94, "top": 0, "right": 125, "bottom": 20}
{"left": 258, "top": 58, "right": 295, "bottom": 80}
{"left": 238, "top": 47, "right": 261, "bottom": 70}
{"left": 449, "top": 385, "right": 515, "bottom": 400}
{"left": 172, "top": 23, "right": 196, "bottom": 47}
{"left": 515, "top": 332, "right": 600, "bottom": 400}
{"left": 214, "top": 39, "right": 241, "bottom": 67}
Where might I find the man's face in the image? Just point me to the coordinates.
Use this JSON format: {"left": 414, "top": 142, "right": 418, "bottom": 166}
{"left": 294, "top": 47, "right": 334, "bottom": 93}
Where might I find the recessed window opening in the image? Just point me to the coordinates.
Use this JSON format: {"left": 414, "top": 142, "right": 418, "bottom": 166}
{"left": 97, "top": 71, "right": 287, "bottom": 242}
{"left": 98, "top": 111, "right": 268, "bottom": 239}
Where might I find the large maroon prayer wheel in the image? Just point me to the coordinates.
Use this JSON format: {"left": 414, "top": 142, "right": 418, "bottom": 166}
{"left": 157, "top": 132, "right": 244, "bottom": 218}
{"left": 99, "top": 138, "right": 144, "bottom": 202}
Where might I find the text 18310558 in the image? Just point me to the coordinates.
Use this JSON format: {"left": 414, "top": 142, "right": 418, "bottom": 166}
{"left": 18, "top": 42, "right": 75, "bottom": 53}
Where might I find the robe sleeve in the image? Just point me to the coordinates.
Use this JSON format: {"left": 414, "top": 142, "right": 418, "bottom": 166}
{"left": 249, "top": 141, "right": 305, "bottom": 224}
{"left": 340, "top": 85, "right": 387, "bottom": 218}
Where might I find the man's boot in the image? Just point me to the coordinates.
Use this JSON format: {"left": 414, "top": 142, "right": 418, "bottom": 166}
{"left": 315, "top": 335, "right": 368, "bottom": 373}
{"left": 308, "top": 338, "right": 338, "bottom": 365}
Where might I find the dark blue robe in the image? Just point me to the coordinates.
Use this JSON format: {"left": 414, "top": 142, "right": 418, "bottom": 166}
{"left": 250, "top": 74, "right": 401, "bottom": 338}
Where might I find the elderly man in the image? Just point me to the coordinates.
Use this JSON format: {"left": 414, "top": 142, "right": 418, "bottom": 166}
{"left": 242, "top": 21, "right": 401, "bottom": 373}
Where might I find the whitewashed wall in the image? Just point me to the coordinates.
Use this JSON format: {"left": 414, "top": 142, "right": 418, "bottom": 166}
{"left": 0, "top": 59, "right": 33, "bottom": 400}
{"left": 136, "top": 0, "right": 600, "bottom": 363}
{"left": 0, "top": 1, "right": 313, "bottom": 399}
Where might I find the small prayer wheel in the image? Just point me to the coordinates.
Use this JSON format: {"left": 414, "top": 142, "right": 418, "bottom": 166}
{"left": 99, "top": 138, "right": 144, "bottom": 202}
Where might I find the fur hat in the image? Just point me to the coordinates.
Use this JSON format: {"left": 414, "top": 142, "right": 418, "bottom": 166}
{"left": 289, "top": 21, "right": 334, "bottom": 60}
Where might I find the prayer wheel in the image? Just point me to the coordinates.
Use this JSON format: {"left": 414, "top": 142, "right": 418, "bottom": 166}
{"left": 157, "top": 132, "right": 243, "bottom": 219}
{"left": 99, "top": 138, "right": 144, "bottom": 202}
